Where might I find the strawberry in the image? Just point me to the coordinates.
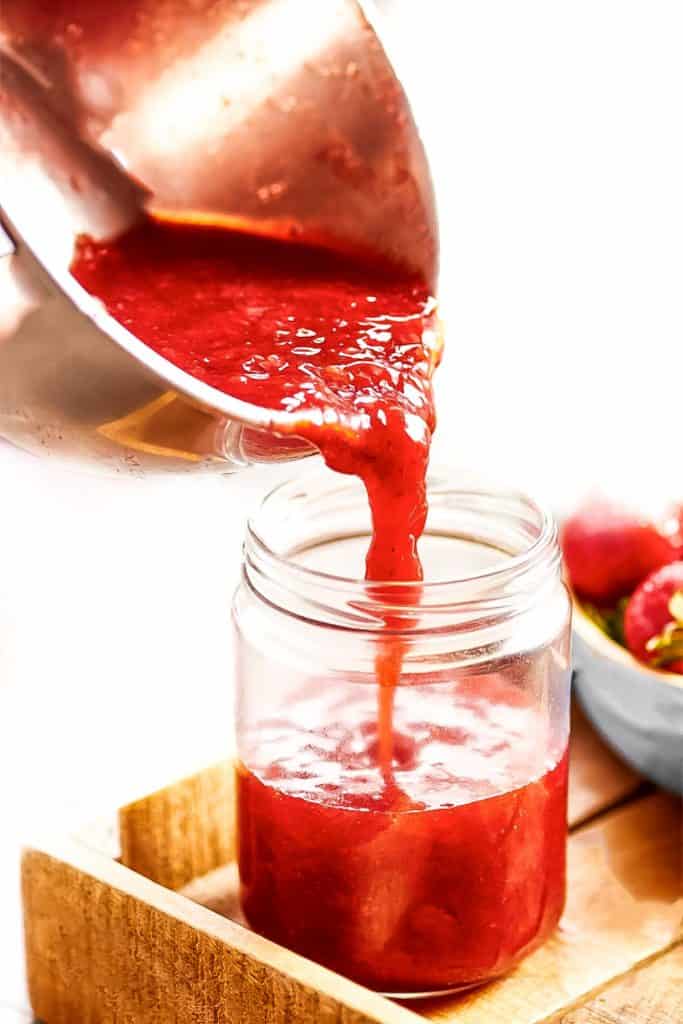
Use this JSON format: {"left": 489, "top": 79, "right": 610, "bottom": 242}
{"left": 560, "top": 503, "right": 678, "bottom": 604}
{"left": 624, "top": 562, "right": 683, "bottom": 674}
{"left": 662, "top": 502, "right": 683, "bottom": 556}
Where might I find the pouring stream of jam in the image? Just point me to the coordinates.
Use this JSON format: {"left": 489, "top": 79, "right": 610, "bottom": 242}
{"left": 71, "top": 220, "right": 568, "bottom": 991}
{"left": 71, "top": 218, "right": 440, "bottom": 786}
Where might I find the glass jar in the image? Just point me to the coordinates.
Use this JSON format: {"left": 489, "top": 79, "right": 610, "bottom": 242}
{"left": 232, "top": 466, "right": 572, "bottom": 997}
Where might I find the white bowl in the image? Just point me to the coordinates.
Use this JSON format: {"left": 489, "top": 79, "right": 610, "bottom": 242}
{"left": 572, "top": 603, "right": 683, "bottom": 795}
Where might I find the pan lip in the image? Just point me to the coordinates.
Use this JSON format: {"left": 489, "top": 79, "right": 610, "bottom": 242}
{"left": 0, "top": 202, "right": 309, "bottom": 435}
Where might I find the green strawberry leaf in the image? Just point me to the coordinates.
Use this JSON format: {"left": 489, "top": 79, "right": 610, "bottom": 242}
{"left": 582, "top": 603, "right": 609, "bottom": 633}
{"left": 582, "top": 598, "right": 629, "bottom": 647}
{"left": 646, "top": 594, "right": 683, "bottom": 665}
{"left": 649, "top": 633, "right": 683, "bottom": 667}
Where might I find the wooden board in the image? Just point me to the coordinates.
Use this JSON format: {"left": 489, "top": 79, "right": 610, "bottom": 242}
{"left": 551, "top": 945, "right": 683, "bottom": 1023}
{"left": 21, "top": 708, "right": 683, "bottom": 1024}
{"left": 22, "top": 839, "right": 414, "bottom": 1024}
{"left": 118, "top": 760, "right": 235, "bottom": 891}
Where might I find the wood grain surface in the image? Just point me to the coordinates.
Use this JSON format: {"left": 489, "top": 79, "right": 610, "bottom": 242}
{"left": 552, "top": 945, "right": 683, "bottom": 1023}
{"left": 22, "top": 840, "right": 416, "bottom": 1024}
{"left": 118, "top": 760, "right": 234, "bottom": 890}
{"left": 21, "top": 710, "right": 683, "bottom": 1024}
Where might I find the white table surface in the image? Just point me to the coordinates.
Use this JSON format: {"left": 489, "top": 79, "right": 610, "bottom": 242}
{"left": 1, "top": 2, "right": 681, "bottom": 1015}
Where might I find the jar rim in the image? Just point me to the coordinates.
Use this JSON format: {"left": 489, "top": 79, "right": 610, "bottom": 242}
{"left": 244, "top": 465, "right": 562, "bottom": 630}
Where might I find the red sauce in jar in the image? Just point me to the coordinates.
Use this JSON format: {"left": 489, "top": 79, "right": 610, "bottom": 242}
{"left": 237, "top": 679, "right": 568, "bottom": 993}
{"left": 71, "top": 219, "right": 567, "bottom": 993}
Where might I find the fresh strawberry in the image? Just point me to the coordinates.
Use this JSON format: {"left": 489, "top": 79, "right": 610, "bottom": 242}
{"left": 624, "top": 562, "right": 683, "bottom": 674}
{"left": 560, "top": 503, "right": 678, "bottom": 604}
{"left": 662, "top": 502, "right": 683, "bottom": 556}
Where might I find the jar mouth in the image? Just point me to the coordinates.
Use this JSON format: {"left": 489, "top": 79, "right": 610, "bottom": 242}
{"left": 244, "top": 464, "right": 562, "bottom": 632}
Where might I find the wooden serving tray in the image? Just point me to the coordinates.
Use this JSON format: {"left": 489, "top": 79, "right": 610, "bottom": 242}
{"left": 22, "top": 704, "right": 682, "bottom": 1024}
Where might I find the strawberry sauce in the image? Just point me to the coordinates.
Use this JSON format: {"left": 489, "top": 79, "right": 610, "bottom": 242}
{"left": 238, "top": 680, "right": 568, "bottom": 993}
{"left": 71, "top": 219, "right": 567, "bottom": 992}
{"left": 72, "top": 218, "right": 437, "bottom": 777}
{"left": 71, "top": 220, "right": 439, "bottom": 585}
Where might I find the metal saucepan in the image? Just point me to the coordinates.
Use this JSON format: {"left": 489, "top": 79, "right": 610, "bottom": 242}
{"left": 0, "top": 0, "right": 437, "bottom": 474}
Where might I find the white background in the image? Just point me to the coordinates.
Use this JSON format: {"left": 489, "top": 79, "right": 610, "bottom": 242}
{"left": 1, "top": 1, "right": 681, "bottom": 1014}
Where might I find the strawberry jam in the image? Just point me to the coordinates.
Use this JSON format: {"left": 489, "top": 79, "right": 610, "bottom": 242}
{"left": 71, "top": 219, "right": 568, "bottom": 993}
{"left": 237, "top": 679, "right": 568, "bottom": 994}
{"left": 71, "top": 218, "right": 439, "bottom": 587}
{"left": 71, "top": 218, "right": 437, "bottom": 772}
